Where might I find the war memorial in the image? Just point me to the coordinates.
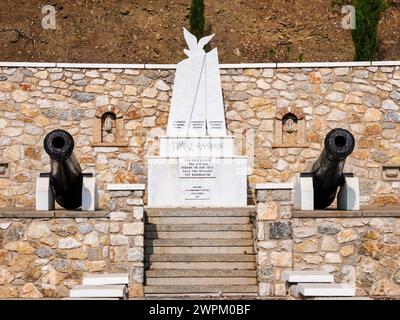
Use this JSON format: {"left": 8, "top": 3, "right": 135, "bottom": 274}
{"left": 0, "top": 27, "right": 399, "bottom": 300}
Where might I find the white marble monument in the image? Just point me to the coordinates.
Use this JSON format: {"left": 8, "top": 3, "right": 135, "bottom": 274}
{"left": 147, "top": 28, "right": 248, "bottom": 207}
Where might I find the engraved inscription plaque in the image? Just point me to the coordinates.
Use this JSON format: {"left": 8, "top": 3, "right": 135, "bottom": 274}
{"left": 179, "top": 158, "right": 216, "bottom": 178}
{"left": 184, "top": 185, "right": 211, "bottom": 200}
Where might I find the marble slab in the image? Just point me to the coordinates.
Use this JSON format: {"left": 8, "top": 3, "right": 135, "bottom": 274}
{"left": 147, "top": 157, "right": 248, "bottom": 207}
{"left": 283, "top": 271, "right": 334, "bottom": 283}
{"left": 159, "top": 136, "right": 234, "bottom": 157}
{"left": 290, "top": 283, "right": 356, "bottom": 297}
{"left": 82, "top": 273, "right": 129, "bottom": 286}
{"left": 337, "top": 176, "right": 360, "bottom": 211}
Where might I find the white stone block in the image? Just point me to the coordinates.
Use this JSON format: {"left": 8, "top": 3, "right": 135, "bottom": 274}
{"left": 283, "top": 271, "right": 334, "bottom": 283}
{"left": 255, "top": 182, "right": 294, "bottom": 190}
{"left": 69, "top": 285, "right": 127, "bottom": 298}
{"left": 371, "top": 61, "right": 400, "bottom": 66}
{"left": 337, "top": 176, "right": 360, "bottom": 211}
{"left": 82, "top": 176, "right": 98, "bottom": 211}
{"left": 56, "top": 63, "right": 145, "bottom": 69}
{"left": 107, "top": 183, "right": 146, "bottom": 191}
{"left": 82, "top": 273, "right": 129, "bottom": 286}
{"left": 147, "top": 156, "right": 248, "bottom": 207}
{"left": 293, "top": 176, "right": 314, "bottom": 210}
{"left": 35, "top": 176, "right": 54, "bottom": 211}
{"left": 290, "top": 283, "right": 355, "bottom": 297}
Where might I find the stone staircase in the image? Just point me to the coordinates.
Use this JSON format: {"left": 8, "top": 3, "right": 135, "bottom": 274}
{"left": 144, "top": 207, "right": 258, "bottom": 296}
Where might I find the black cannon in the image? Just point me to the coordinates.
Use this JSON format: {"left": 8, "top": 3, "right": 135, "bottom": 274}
{"left": 43, "top": 129, "right": 83, "bottom": 209}
{"left": 311, "top": 128, "right": 355, "bottom": 209}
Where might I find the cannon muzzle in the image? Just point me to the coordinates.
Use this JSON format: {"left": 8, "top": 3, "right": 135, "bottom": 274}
{"left": 44, "top": 130, "right": 83, "bottom": 209}
{"left": 311, "top": 128, "right": 355, "bottom": 209}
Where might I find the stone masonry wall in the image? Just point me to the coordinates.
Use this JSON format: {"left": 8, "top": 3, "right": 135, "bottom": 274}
{"left": 256, "top": 187, "right": 293, "bottom": 296}
{"left": 256, "top": 187, "right": 400, "bottom": 297}
{"left": 108, "top": 188, "right": 145, "bottom": 297}
{"left": 0, "top": 65, "right": 399, "bottom": 209}
{"left": 293, "top": 216, "right": 400, "bottom": 296}
{"left": 0, "top": 186, "right": 145, "bottom": 299}
{"left": 0, "top": 217, "right": 109, "bottom": 298}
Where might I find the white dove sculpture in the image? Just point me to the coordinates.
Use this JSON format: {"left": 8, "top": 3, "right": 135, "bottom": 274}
{"left": 166, "top": 28, "right": 227, "bottom": 137}
{"left": 183, "top": 27, "right": 215, "bottom": 58}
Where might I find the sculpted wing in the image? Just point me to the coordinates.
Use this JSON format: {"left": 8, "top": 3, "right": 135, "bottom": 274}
{"left": 197, "top": 34, "right": 215, "bottom": 50}
{"left": 183, "top": 27, "right": 198, "bottom": 51}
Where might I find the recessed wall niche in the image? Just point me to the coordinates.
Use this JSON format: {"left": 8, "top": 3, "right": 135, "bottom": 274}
{"left": 0, "top": 163, "right": 9, "bottom": 178}
{"left": 91, "top": 106, "right": 128, "bottom": 147}
{"left": 272, "top": 106, "right": 309, "bottom": 148}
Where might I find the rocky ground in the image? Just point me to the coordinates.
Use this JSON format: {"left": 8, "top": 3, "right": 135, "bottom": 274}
{"left": 0, "top": 0, "right": 398, "bottom": 63}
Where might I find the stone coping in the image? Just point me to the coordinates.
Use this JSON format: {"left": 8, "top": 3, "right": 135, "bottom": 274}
{"left": 146, "top": 156, "right": 248, "bottom": 159}
{"left": 1, "top": 61, "right": 399, "bottom": 69}
{"left": 0, "top": 208, "right": 109, "bottom": 218}
{"left": 107, "top": 183, "right": 146, "bottom": 191}
{"left": 293, "top": 207, "right": 400, "bottom": 218}
{"left": 255, "top": 182, "right": 294, "bottom": 190}
{"left": 145, "top": 206, "right": 256, "bottom": 209}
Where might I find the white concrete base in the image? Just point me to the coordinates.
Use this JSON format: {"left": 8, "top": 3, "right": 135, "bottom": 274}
{"left": 82, "top": 273, "right": 129, "bottom": 286}
{"left": 62, "top": 298, "right": 120, "bottom": 300}
{"left": 160, "top": 136, "right": 235, "bottom": 157}
{"left": 293, "top": 176, "right": 314, "bottom": 211}
{"left": 147, "top": 156, "right": 248, "bottom": 207}
{"left": 313, "top": 297, "right": 373, "bottom": 300}
{"left": 35, "top": 176, "right": 55, "bottom": 211}
{"left": 35, "top": 175, "right": 98, "bottom": 211}
{"left": 290, "top": 283, "right": 356, "bottom": 297}
{"left": 283, "top": 271, "right": 334, "bottom": 283}
{"left": 293, "top": 174, "right": 360, "bottom": 211}
{"left": 337, "top": 176, "right": 360, "bottom": 211}
{"left": 70, "top": 285, "right": 127, "bottom": 298}
{"left": 82, "top": 176, "right": 98, "bottom": 211}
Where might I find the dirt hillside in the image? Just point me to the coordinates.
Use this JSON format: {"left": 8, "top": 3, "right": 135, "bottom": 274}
{"left": 0, "top": 0, "right": 398, "bottom": 63}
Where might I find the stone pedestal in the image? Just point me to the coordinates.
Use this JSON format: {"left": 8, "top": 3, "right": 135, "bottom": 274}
{"left": 107, "top": 183, "right": 145, "bottom": 298}
{"left": 148, "top": 137, "right": 248, "bottom": 207}
{"left": 255, "top": 183, "right": 294, "bottom": 297}
{"left": 148, "top": 155, "right": 248, "bottom": 207}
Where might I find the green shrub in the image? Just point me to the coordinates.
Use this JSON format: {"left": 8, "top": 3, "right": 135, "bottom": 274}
{"left": 352, "top": 0, "right": 387, "bottom": 61}
{"left": 190, "top": 0, "right": 205, "bottom": 39}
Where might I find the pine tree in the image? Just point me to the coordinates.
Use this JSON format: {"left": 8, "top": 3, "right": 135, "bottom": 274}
{"left": 352, "top": 0, "right": 386, "bottom": 61}
{"left": 190, "top": 0, "right": 205, "bottom": 39}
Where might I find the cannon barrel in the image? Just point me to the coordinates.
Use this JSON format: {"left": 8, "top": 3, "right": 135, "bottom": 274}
{"left": 44, "top": 129, "right": 83, "bottom": 209}
{"left": 311, "top": 128, "right": 355, "bottom": 209}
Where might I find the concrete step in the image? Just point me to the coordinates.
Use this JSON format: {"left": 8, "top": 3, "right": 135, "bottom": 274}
{"left": 290, "top": 283, "right": 356, "bottom": 297}
{"left": 145, "top": 224, "right": 252, "bottom": 232}
{"left": 283, "top": 271, "right": 334, "bottom": 283}
{"left": 82, "top": 273, "right": 129, "bottom": 286}
{"left": 146, "top": 277, "right": 257, "bottom": 286}
{"left": 147, "top": 262, "right": 256, "bottom": 270}
{"left": 145, "top": 207, "right": 256, "bottom": 217}
{"left": 145, "top": 254, "right": 255, "bottom": 262}
{"left": 145, "top": 246, "right": 254, "bottom": 254}
{"left": 146, "top": 217, "right": 250, "bottom": 225}
{"left": 146, "top": 269, "right": 257, "bottom": 278}
{"left": 146, "top": 231, "right": 252, "bottom": 239}
{"left": 145, "top": 293, "right": 257, "bottom": 297}
{"left": 144, "top": 285, "right": 258, "bottom": 294}
{"left": 145, "top": 239, "right": 254, "bottom": 247}
{"left": 62, "top": 298, "right": 120, "bottom": 300}
{"left": 70, "top": 285, "right": 127, "bottom": 298}
{"left": 313, "top": 297, "right": 373, "bottom": 300}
